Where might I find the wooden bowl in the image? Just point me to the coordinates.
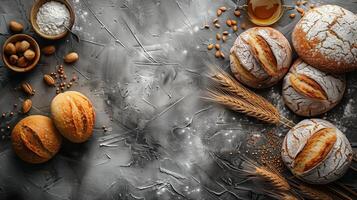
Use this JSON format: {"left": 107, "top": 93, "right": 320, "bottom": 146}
{"left": 30, "top": 0, "right": 75, "bottom": 40}
{"left": 2, "top": 34, "right": 41, "bottom": 73}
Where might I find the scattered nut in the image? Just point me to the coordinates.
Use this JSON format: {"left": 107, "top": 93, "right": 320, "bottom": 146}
{"left": 207, "top": 44, "right": 214, "bottom": 50}
{"left": 226, "top": 19, "right": 232, "bottom": 27}
{"left": 222, "top": 35, "right": 227, "bottom": 42}
{"left": 24, "top": 49, "right": 35, "bottom": 61}
{"left": 215, "top": 44, "right": 220, "bottom": 50}
{"left": 289, "top": 13, "right": 296, "bottom": 18}
{"left": 219, "top": 6, "right": 227, "bottom": 12}
{"left": 213, "top": 18, "right": 219, "bottom": 24}
{"left": 43, "top": 74, "right": 56, "bottom": 86}
{"left": 64, "top": 52, "right": 79, "bottom": 63}
{"left": 222, "top": 31, "right": 229, "bottom": 35}
{"left": 17, "top": 56, "right": 28, "bottom": 67}
{"left": 216, "top": 33, "right": 221, "bottom": 40}
{"left": 214, "top": 23, "right": 221, "bottom": 28}
{"left": 4, "top": 43, "right": 16, "bottom": 55}
{"left": 234, "top": 10, "right": 241, "bottom": 17}
{"left": 22, "top": 99, "right": 32, "bottom": 114}
{"left": 9, "top": 54, "right": 18, "bottom": 65}
{"left": 42, "top": 45, "right": 56, "bottom": 55}
{"left": 296, "top": 7, "right": 304, "bottom": 14}
{"left": 21, "top": 82, "right": 34, "bottom": 96}
{"left": 9, "top": 20, "right": 23, "bottom": 33}
{"left": 231, "top": 20, "right": 237, "bottom": 25}
{"left": 217, "top": 9, "right": 222, "bottom": 17}
{"left": 215, "top": 50, "right": 221, "bottom": 58}
{"left": 232, "top": 25, "right": 238, "bottom": 32}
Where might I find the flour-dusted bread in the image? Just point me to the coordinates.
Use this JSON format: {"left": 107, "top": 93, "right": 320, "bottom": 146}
{"left": 11, "top": 115, "right": 62, "bottom": 164}
{"left": 292, "top": 5, "right": 357, "bottom": 73}
{"left": 282, "top": 59, "right": 345, "bottom": 117}
{"left": 282, "top": 119, "right": 353, "bottom": 184}
{"left": 51, "top": 91, "right": 95, "bottom": 143}
{"left": 230, "top": 27, "right": 292, "bottom": 88}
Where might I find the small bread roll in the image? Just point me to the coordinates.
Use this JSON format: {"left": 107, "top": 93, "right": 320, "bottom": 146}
{"left": 282, "top": 119, "right": 353, "bottom": 184}
{"left": 51, "top": 91, "right": 95, "bottom": 143}
{"left": 282, "top": 59, "right": 345, "bottom": 117}
{"left": 230, "top": 27, "right": 292, "bottom": 88}
{"left": 292, "top": 5, "right": 357, "bottom": 73}
{"left": 11, "top": 115, "right": 62, "bottom": 164}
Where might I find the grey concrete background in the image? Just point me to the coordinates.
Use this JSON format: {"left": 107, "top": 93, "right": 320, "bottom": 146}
{"left": 0, "top": 0, "right": 356, "bottom": 199}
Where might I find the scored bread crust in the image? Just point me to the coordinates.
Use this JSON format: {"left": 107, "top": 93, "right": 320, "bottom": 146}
{"left": 51, "top": 91, "right": 95, "bottom": 143}
{"left": 282, "top": 59, "right": 345, "bottom": 117}
{"left": 11, "top": 115, "right": 62, "bottom": 164}
{"left": 292, "top": 5, "right": 357, "bottom": 73}
{"left": 230, "top": 27, "right": 292, "bottom": 88}
{"left": 281, "top": 119, "right": 353, "bottom": 184}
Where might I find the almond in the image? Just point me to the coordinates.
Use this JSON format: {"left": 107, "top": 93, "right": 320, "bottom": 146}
{"left": 64, "top": 52, "right": 79, "bottom": 63}
{"left": 222, "top": 35, "right": 227, "bottom": 42}
{"left": 9, "top": 21, "right": 23, "bottom": 33}
{"left": 289, "top": 73, "right": 328, "bottom": 100}
{"left": 43, "top": 74, "right": 55, "bottom": 86}
{"left": 17, "top": 56, "right": 28, "bottom": 67}
{"left": 217, "top": 9, "right": 222, "bottom": 17}
{"left": 292, "top": 128, "right": 336, "bottom": 174}
{"left": 289, "top": 13, "right": 296, "bottom": 18}
{"left": 231, "top": 20, "right": 237, "bottom": 25}
{"left": 22, "top": 99, "right": 32, "bottom": 114}
{"left": 24, "top": 49, "right": 35, "bottom": 61}
{"left": 4, "top": 43, "right": 16, "bottom": 55}
{"left": 21, "top": 82, "right": 34, "bottom": 95}
{"left": 42, "top": 45, "right": 56, "bottom": 55}
{"left": 207, "top": 44, "right": 214, "bottom": 50}
{"left": 232, "top": 25, "right": 238, "bottom": 32}
{"left": 226, "top": 19, "right": 232, "bottom": 27}
{"left": 216, "top": 33, "right": 221, "bottom": 40}
{"left": 214, "top": 23, "right": 221, "bottom": 28}
{"left": 296, "top": 7, "right": 304, "bottom": 14}
{"left": 16, "top": 40, "right": 30, "bottom": 53}
{"left": 219, "top": 6, "right": 227, "bottom": 12}
{"left": 222, "top": 31, "right": 229, "bottom": 35}
{"left": 215, "top": 44, "right": 220, "bottom": 50}
{"left": 215, "top": 50, "right": 221, "bottom": 58}
{"left": 234, "top": 10, "right": 241, "bottom": 17}
{"left": 9, "top": 54, "right": 18, "bottom": 65}
{"left": 212, "top": 18, "right": 219, "bottom": 24}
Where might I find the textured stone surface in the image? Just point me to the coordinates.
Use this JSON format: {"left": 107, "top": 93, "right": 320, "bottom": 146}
{"left": 0, "top": 0, "right": 356, "bottom": 199}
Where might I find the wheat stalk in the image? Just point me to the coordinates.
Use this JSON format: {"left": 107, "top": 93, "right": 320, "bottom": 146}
{"left": 255, "top": 166, "right": 291, "bottom": 191}
{"left": 204, "top": 89, "right": 280, "bottom": 124}
{"left": 297, "top": 184, "right": 333, "bottom": 200}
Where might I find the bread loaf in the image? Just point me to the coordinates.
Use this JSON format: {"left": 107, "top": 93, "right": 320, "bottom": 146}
{"left": 11, "top": 115, "right": 62, "bottom": 164}
{"left": 51, "top": 91, "right": 95, "bottom": 143}
{"left": 281, "top": 119, "right": 353, "bottom": 184}
{"left": 292, "top": 5, "right": 357, "bottom": 73}
{"left": 230, "top": 27, "right": 292, "bottom": 88}
{"left": 282, "top": 59, "right": 345, "bottom": 116}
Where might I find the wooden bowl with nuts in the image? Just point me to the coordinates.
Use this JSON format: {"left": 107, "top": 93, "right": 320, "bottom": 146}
{"left": 30, "top": 0, "right": 75, "bottom": 40}
{"left": 2, "top": 34, "right": 40, "bottom": 73}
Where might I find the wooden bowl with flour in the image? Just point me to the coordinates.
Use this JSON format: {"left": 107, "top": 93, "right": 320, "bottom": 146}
{"left": 30, "top": 0, "right": 75, "bottom": 40}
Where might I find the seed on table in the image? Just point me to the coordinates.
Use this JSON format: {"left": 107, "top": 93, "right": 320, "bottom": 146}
{"left": 214, "top": 23, "right": 221, "bottom": 28}
{"left": 207, "top": 44, "right": 214, "bottom": 50}
{"left": 222, "top": 35, "right": 227, "bottom": 42}
{"left": 232, "top": 25, "right": 238, "bottom": 32}
{"left": 296, "top": 7, "right": 304, "bottom": 14}
{"left": 215, "top": 44, "right": 220, "bottom": 50}
{"left": 226, "top": 19, "right": 232, "bottom": 27}
{"left": 217, "top": 9, "right": 222, "bottom": 16}
{"left": 219, "top": 6, "right": 227, "bottom": 12}
{"left": 234, "top": 10, "right": 241, "bottom": 17}
{"left": 215, "top": 50, "right": 222, "bottom": 58}
{"left": 231, "top": 20, "right": 237, "bottom": 25}
{"left": 223, "top": 31, "right": 229, "bottom": 35}
{"left": 220, "top": 51, "right": 225, "bottom": 59}
{"left": 216, "top": 33, "right": 221, "bottom": 40}
{"left": 289, "top": 13, "right": 296, "bottom": 18}
{"left": 213, "top": 18, "right": 219, "bottom": 24}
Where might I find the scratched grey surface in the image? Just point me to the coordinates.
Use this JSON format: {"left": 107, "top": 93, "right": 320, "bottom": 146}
{"left": 0, "top": 0, "right": 356, "bottom": 200}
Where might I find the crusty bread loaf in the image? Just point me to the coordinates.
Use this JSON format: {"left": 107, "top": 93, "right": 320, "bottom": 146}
{"left": 230, "top": 27, "right": 292, "bottom": 88}
{"left": 292, "top": 5, "right": 357, "bottom": 73}
{"left": 282, "top": 59, "right": 345, "bottom": 116}
{"left": 11, "top": 115, "right": 62, "bottom": 164}
{"left": 51, "top": 91, "right": 95, "bottom": 143}
{"left": 281, "top": 119, "right": 353, "bottom": 184}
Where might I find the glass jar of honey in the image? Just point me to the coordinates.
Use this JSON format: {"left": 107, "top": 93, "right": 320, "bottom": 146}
{"left": 237, "top": 0, "right": 291, "bottom": 26}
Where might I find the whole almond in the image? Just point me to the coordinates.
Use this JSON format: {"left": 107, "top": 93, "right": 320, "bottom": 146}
{"left": 232, "top": 25, "right": 238, "bottom": 32}
{"left": 234, "top": 10, "right": 241, "bottom": 17}
{"left": 231, "top": 20, "right": 237, "bottom": 25}
{"left": 296, "top": 7, "right": 304, "bottom": 14}
{"left": 214, "top": 23, "right": 221, "bottom": 28}
{"left": 42, "top": 45, "right": 56, "bottom": 55}
{"left": 289, "top": 13, "right": 296, "bottom": 18}
{"left": 22, "top": 99, "right": 32, "bottom": 114}
{"left": 207, "top": 44, "right": 214, "bottom": 50}
{"left": 21, "top": 82, "right": 34, "bottom": 95}
{"left": 16, "top": 40, "right": 30, "bottom": 53}
{"left": 215, "top": 44, "right": 220, "bottom": 50}
{"left": 9, "top": 54, "right": 18, "bottom": 65}
{"left": 216, "top": 33, "right": 221, "bottom": 40}
{"left": 215, "top": 50, "right": 221, "bottom": 58}
{"left": 9, "top": 21, "right": 23, "bottom": 33}
{"left": 43, "top": 74, "right": 55, "bottom": 86}
{"left": 64, "top": 52, "right": 79, "bottom": 63}
{"left": 226, "top": 19, "right": 232, "bottom": 27}
{"left": 17, "top": 56, "right": 28, "bottom": 67}
{"left": 217, "top": 9, "right": 222, "bottom": 17}
{"left": 219, "top": 6, "right": 227, "bottom": 12}
{"left": 24, "top": 49, "right": 36, "bottom": 61}
{"left": 4, "top": 43, "right": 16, "bottom": 55}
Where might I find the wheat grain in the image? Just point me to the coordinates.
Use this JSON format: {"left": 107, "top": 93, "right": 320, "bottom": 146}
{"left": 255, "top": 167, "right": 291, "bottom": 191}
{"left": 298, "top": 184, "right": 332, "bottom": 200}
{"left": 205, "top": 90, "right": 280, "bottom": 124}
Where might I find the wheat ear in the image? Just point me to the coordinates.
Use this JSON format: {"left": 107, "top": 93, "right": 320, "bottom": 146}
{"left": 297, "top": 184, "right": 332, "bottom": 200}
{"left": 255, "top": 167, "right": 291, "bottom": 191}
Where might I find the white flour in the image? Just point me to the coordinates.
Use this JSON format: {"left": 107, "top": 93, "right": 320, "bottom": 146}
{"left": 36, "top": 1, "right": 70, "bottom": 35}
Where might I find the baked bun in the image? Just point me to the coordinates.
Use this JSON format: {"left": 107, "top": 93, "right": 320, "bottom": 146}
{"left": 11, "top": 115, "right": 62, "bottom": 164}
{"left": 292, "top": 5, "right": 357, "bottom": 73}
{"left": 282, "top": 59, "right": 345, "bottom": 117}
{"left": 282, "top": 119, "right": 353, "bottom": 184}
{"left": 230, "top": 27, "right": 292, "bottom": 88}
{"left": 51, "top": 91, "right": 95, "bottom": 143}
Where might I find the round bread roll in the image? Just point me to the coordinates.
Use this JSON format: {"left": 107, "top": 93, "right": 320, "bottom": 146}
{"left": 282, "top": 59, "right": 345, "bottom": 117}
{"left": 51, "top": 91, "right": 95, "bottom": 143}
{"left": 292, "top": 5, "right": 357, "bottom": 73}
{"left": 230, "top": 27, "right": 292, "bottom": 88}
{"left": 11, "top": 115, "right": 62, "bottom": 164}
{"left": 282, "top": 119, "right": 353, "bottom": 184}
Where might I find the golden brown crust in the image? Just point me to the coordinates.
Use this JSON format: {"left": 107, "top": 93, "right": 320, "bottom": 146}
{"left": 11, "top": 115, "right": 62, "bottom": 164}
{"left": 289, "top": 73, "right": 327, "bottom": 101}
{"left": 51, "top": 91, "right": 95, "bottom": 143}
{"left": 293, "top": 128, "right": 336, "bottom": 174}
